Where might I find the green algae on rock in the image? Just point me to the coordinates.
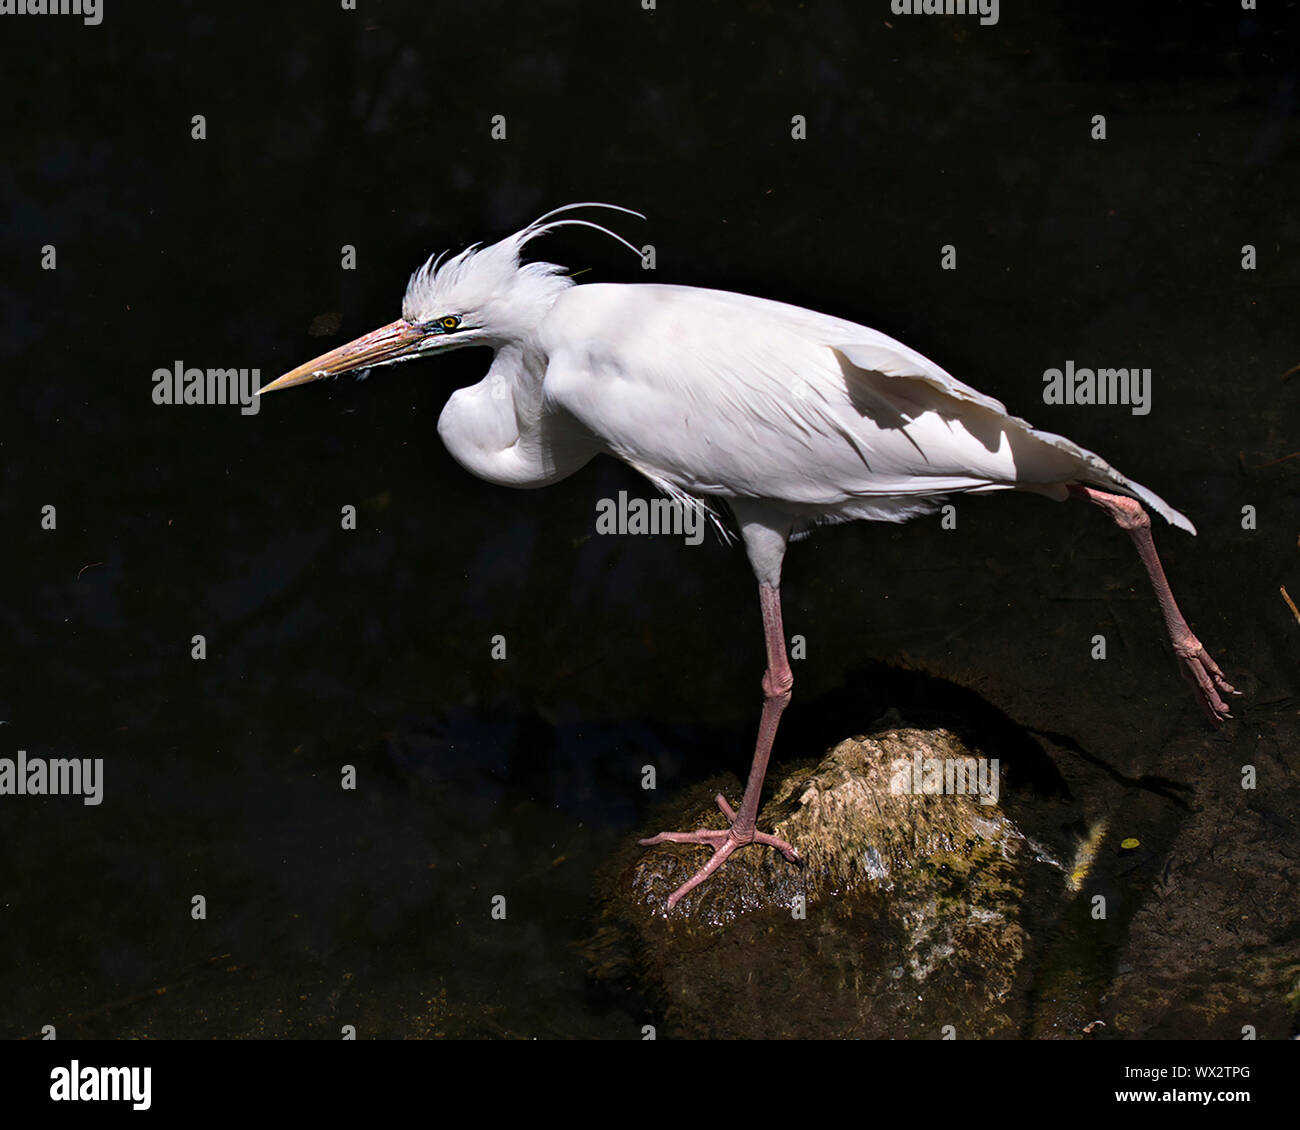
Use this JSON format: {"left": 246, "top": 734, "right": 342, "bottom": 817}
{"left": 589, "top": 726, "right": 1065, "bottom": 1038}
{"left": 630, "top": 727, "right": 1028, "bottom": 924}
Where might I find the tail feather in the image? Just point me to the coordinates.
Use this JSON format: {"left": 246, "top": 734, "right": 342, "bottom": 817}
{"left": 1032, "top": 426, "right": 1197, "bottom": 535}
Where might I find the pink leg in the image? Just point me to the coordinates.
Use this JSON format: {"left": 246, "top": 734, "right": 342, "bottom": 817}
{"left": 639, "top": 583, "right": 800, "bottom": 909}
{"left": 1070, "top": 485, "right": 1238, "bottom": 723}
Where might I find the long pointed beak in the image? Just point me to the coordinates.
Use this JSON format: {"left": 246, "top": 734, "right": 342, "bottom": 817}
{"left": 259, "top": 319, "right": 425, "bottom": 395}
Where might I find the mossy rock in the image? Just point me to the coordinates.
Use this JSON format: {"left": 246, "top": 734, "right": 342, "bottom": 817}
{"left": 588, "top": 727, "right": 1064, "bottom": 1038}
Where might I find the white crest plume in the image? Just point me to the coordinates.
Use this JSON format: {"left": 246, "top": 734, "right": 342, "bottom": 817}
{"left": 401, "top": 202, "right": 644, "bottom": 326}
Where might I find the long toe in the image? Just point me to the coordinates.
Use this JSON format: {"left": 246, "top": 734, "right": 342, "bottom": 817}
{"left": 1181, "top": 658, "right": 1232, "bottom": 723}
{"left": 640, "top": 819, "right": 799, "bottom": 909}
{"left": 1199, "top": 646, "right": 1239, "bottom": 697}
{"left": 638, "top": 828, "right": 731, "bottom": 847}
{"left": 1176, "top": 638, "right": 1237, "bottom": 723}
{"left": 664, "top": 838, "right": 741, "bottom": 909}
{"left": 753, "top": 831, "right": 800, "bottom": 862}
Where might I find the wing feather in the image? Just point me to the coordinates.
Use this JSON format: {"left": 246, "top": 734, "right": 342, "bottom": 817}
{"left": 540, "top": 284, "right": 1194, "bottom": 533}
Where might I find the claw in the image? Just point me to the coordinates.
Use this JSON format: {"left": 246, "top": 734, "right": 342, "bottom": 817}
{"left": 1174, "top": 637, "right": 1238, "bottom": 724}
{"left": 639, "top": 794, "right": 799, "bottom": 910}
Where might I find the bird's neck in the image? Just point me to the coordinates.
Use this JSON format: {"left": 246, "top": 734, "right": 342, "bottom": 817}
{"left": 437, "top": 338, "right": 594, "bottom": 488}
{"left": 487, "top": 339, "right": 547, "bottom": 410}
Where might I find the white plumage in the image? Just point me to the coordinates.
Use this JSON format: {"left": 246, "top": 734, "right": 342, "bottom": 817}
{"left": 535, "top": 282, "right": 1196, "bottom": 535}
{"left": 264, "top": 204, "right": 1236, "bottom": 911}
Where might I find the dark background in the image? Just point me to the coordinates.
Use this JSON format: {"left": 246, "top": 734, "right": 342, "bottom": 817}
{"left": 1, "top": 0, "right": 1296, "bottom": 1038}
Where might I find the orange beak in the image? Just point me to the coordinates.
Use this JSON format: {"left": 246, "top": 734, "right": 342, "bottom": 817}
{"left": 259, "top": 319, "right": 426, "bottom": 395}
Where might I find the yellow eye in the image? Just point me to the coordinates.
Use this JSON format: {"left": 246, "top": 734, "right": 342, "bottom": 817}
{"left": 441, "top": 315, "right": 461, "bottom": 331}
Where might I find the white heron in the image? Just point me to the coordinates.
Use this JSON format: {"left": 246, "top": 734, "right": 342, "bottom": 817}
{"left": 261, "top": 203, "right": 1237, "bottom": 910}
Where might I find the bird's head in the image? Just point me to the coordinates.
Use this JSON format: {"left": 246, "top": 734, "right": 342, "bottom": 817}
{"left": 259, "top": 203, "right": 642, "bottom": 395}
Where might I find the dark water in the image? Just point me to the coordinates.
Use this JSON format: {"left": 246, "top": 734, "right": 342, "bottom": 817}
{"left": 2, "top": 1, "right": 1297, "bottom": 1038}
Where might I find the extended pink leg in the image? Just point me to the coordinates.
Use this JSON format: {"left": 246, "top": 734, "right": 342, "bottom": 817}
{"left": 1070, "top": 485, "right": 1238, "bottom": 723}
{"left": 639, "top": 583, "right": 800, "bottom": 909}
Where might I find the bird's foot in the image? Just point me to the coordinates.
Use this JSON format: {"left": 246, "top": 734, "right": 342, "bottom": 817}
{"left": 1173, "top": 633, "right": 1239, "bottom": 724}
{"left": 638, "top": 793, "right": 799, "bottom": 910}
